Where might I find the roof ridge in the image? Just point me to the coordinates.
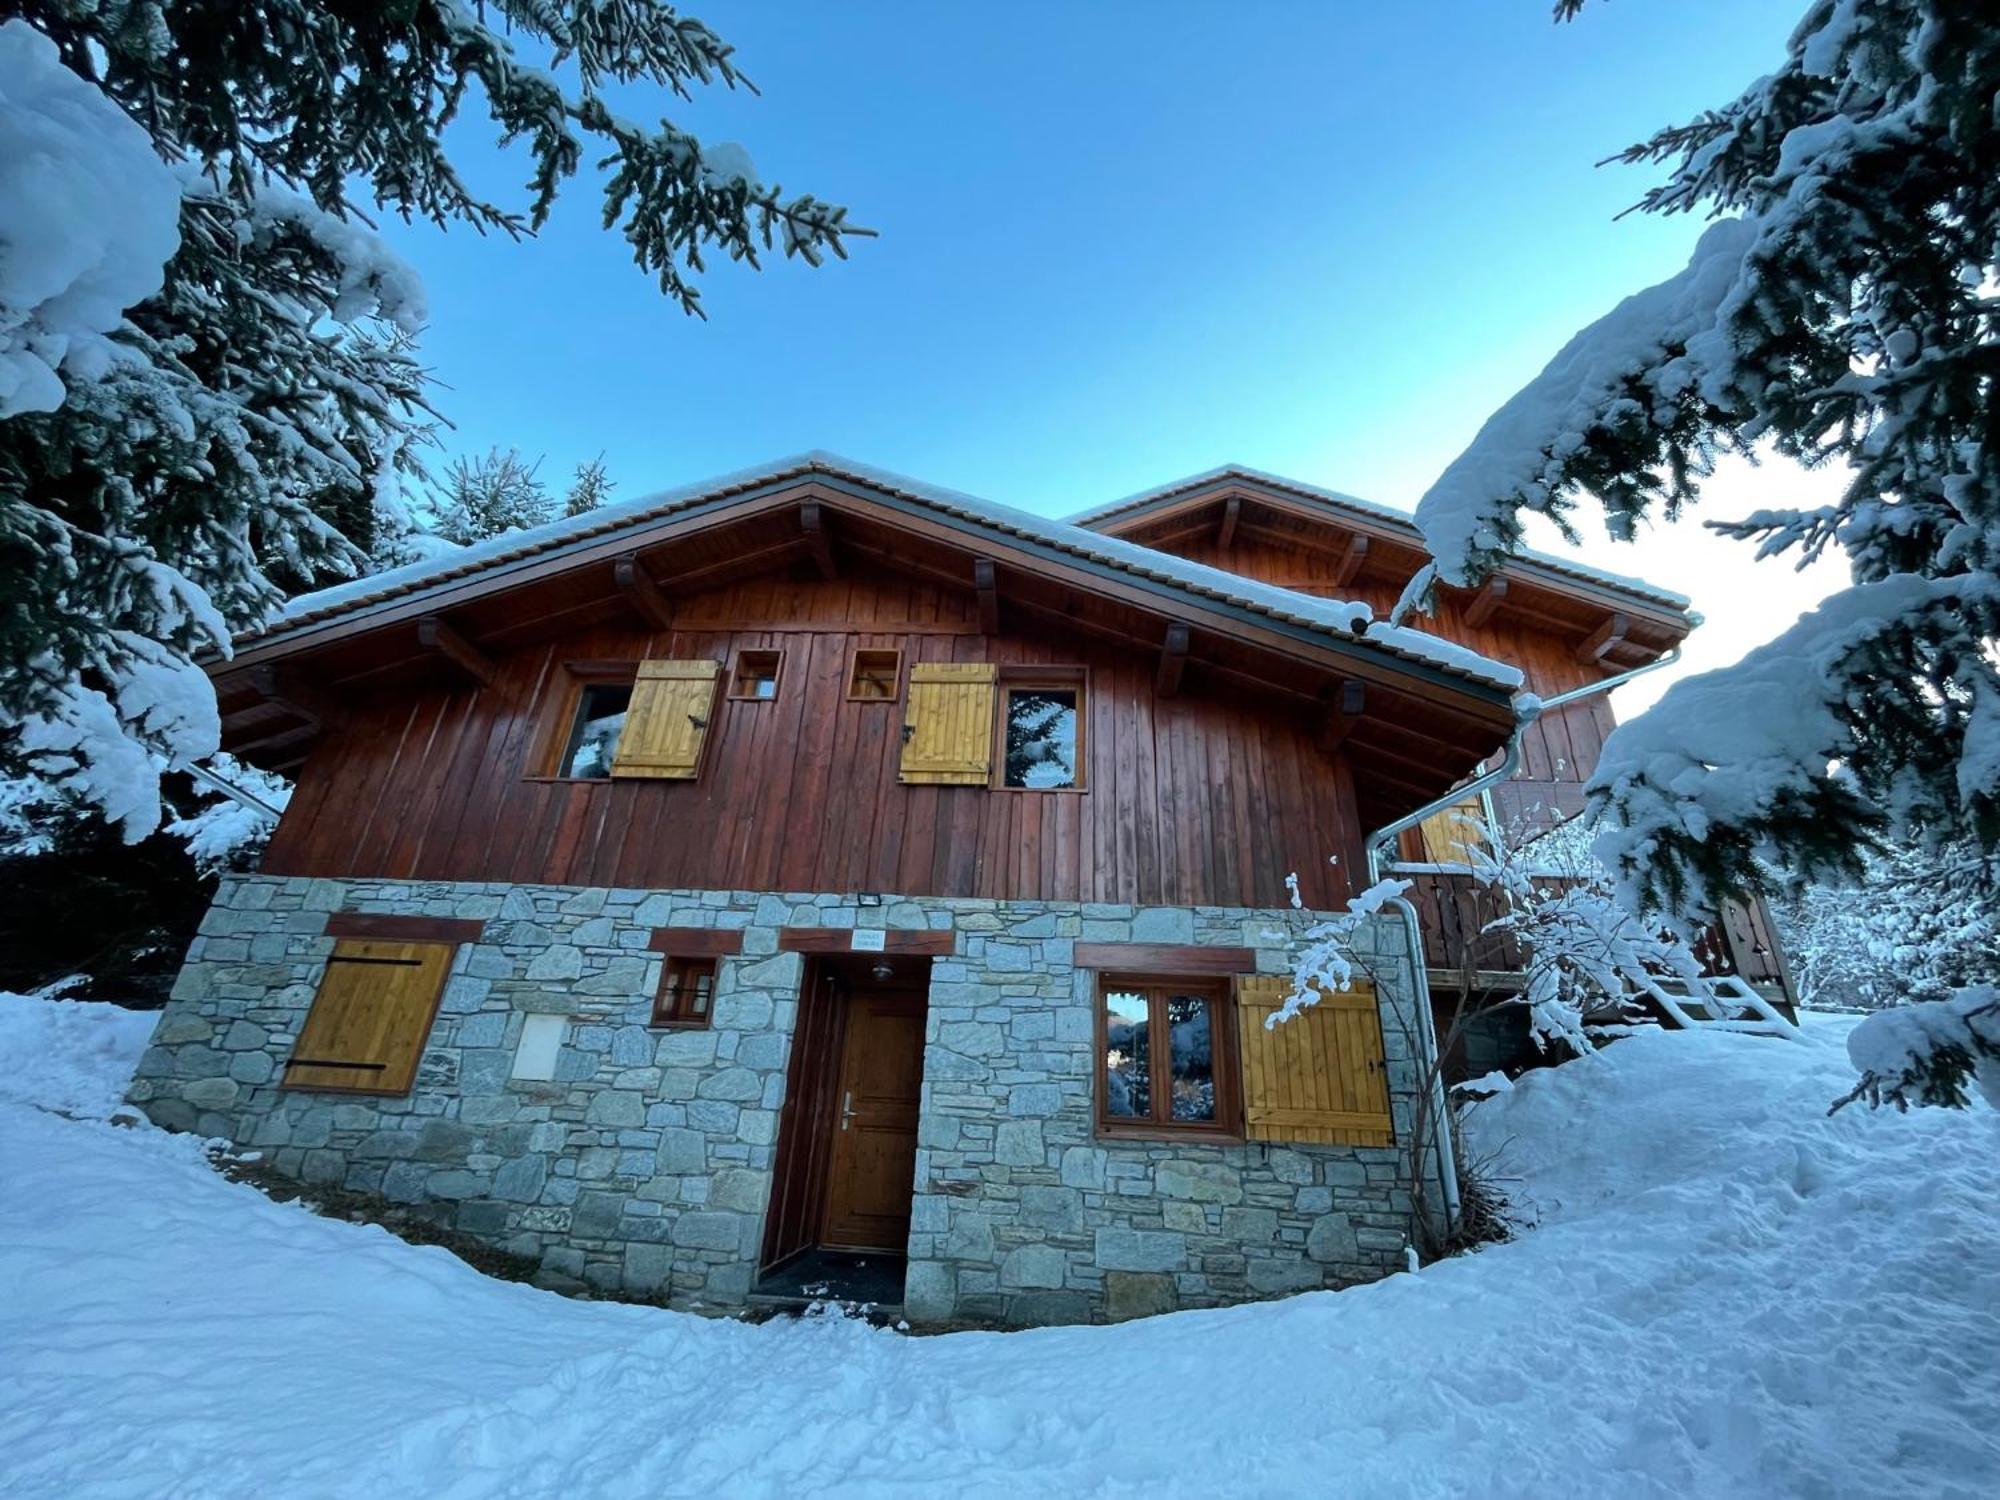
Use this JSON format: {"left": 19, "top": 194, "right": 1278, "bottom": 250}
{"left": 1069, "top": 465, "right": 1691, "bottom": 611}
{"left": 251, "top": 452, "right": 1525, "bottom": 695}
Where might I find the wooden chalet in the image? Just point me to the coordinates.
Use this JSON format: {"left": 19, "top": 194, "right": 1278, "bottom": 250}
{"left": 129, "top": 453, "right": 1795, "bottom": 1326}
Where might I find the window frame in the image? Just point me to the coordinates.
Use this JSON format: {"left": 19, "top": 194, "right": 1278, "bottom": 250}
{"left": 651, "top": 954, "right": 720, "bottom": 1029}
{"left": 529, "top": 660, "right": 641, "bottom": 782}
{"left": 1094, "top": 974, "right": 1240, "bottom": 1141}
{"left": 993, "top": 667, "right": 1088, "bottom": 793}
{"left": 846, "top": 647, "right": 904, "bottom": 703}
{"left": 727, "top": 648, "right": 785, "bottom": 702}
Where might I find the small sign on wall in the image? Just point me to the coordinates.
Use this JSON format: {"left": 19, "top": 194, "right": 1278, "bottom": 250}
{"left": 849, "top": 928, "right": 887, "bottom": 953}
{"left": 510, "top": 1013, "right": 567, "bottom": 1082}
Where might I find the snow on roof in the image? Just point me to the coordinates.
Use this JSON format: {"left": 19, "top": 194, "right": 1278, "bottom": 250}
{"left": 1069, "top": 463, "right": 1693, "bottom": 612}
{"left": 271, "top": 451, "right": 1524, "bottom": 694}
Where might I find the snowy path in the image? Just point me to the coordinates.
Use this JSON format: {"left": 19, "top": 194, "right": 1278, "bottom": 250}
{"left": 1, "top": 999, "right": 1994, "bottom": 1499}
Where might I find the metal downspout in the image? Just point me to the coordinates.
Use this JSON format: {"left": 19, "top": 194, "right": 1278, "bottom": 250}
{"left": 1362, "top": 642, "right": 1686, "bottom": 1245}
{"left": 185, "top": 761, "right": 287, "bottom": 823}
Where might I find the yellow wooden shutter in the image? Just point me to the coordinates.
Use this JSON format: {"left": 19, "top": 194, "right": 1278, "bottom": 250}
{"left": 1234, "top": 974, "right": 1394, "bottom": 1146}
{"left": 1418, "top": 795, "right": 1490, "bottom": 866}
{"left": 283, "top": 939, "right": 454, "bottom": 1094}
{"left": 612, "top": 659, "right": 721, "bottom": 780}
{"left": 899, "top": 662, "right": 997, "bottom": 784}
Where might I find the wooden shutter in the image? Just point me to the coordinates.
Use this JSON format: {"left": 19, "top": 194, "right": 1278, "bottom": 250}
{"left": 283, "top": 939, "right": 454, "bottom": 1094}
{"left": 899, "top": 662, "right": 997, "bottom": 784}
{"left": 612, "top": 659, "right": 721, "bottom": 779}
{"left": 1234, "top": 975, "right": 1394, "bottom": 1147}
{"left": 1417, "top": 795, "right": 1490, "bottom": 866}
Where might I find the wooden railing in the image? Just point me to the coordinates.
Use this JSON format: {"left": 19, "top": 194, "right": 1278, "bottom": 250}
{"left": 1398, "top": 870, "right": 1798, "bottom": 1008}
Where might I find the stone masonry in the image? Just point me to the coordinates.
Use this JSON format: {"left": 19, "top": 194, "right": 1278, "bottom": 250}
{"left": 130, "top": 874, "right": 1437, "bottom": 1325}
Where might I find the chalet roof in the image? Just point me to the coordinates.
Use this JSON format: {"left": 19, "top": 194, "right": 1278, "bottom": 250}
{"left": 260, "top": 451, "right": 1524, "bottom": 695}
{"left": 1070, "top": 463, "right": 1693, "bottom": 613}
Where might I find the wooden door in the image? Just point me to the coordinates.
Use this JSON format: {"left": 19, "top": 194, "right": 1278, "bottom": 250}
{"left": 821, "top": 990, "right": 925, "bottom": 1252}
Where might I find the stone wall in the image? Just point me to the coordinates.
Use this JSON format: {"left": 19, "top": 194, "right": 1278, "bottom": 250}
{"left": 130, "top": 875, "right": 1437, "bottom": 1325}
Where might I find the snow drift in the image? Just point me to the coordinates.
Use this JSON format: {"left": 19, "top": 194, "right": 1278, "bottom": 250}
{"left": 1, "top": 994, "right": 1994, "bottom": 1498}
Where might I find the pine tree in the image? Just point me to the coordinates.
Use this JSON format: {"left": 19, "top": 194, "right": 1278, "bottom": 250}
{"left": 431, "top": 449, "right": 556, "bottom": 545}
{"left": 1394, "top": 0, "right": 1999, "bottom": 924}
{"left": 565, "top": 455, "right": 616, "bottom": 518}
{"left": 2, "top": 3, "right": 864, "bottom": 838}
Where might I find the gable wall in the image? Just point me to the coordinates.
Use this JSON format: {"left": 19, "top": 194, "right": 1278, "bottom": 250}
{"left": 263, "top": 570, "right": 1368, "bottom": 909}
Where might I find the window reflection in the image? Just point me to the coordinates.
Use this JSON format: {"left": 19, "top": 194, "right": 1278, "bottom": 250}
{"left": 1103, "top": 989, "right": 1149, "bottom": 1118}
{"left": 1167, "top": 995, "right": 1215, "bottom": 1121}
{"left": 560, "top": 683, "right": 632, "bottom": 778}
{"left": 1003, "top": 688, "right": 1079, "bottom": 788}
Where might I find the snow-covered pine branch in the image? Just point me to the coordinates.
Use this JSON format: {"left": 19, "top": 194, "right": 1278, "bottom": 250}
{"left": 3, "top": 3, "right": 864, "bottom": 838}
{"left": 1836, "top": 987, "right": 2000, "bottom": 1113}
{"left": 1392, "top": 0, "right": 2000, "bottom": 924}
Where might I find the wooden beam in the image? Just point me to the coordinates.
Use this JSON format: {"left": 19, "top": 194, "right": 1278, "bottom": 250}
{"left": 799, "top": 501, "right": 838, "bottom": 580}
{"left": 1332, "top": 533, "right": 1371, "bottom": 588}
{"left": 778, "top": 927, "right": 957, "bottom": 956}
{"left": 1156, "top": 622, "right": 1191, "bottom": 698}
{"left": 647, "top": 927, "right": 746, "bottom": 957}
{"left": 973, "top": 557, "right": 1000, "bottom": 636}
{"left": 612, "top": 553, "right": 674, "bottom": 631}
{"left": 325, "top": 912, "right": 487, "bottom": 943}
{"left": 1073, "top": 942, "right": 1257, "bottom": 976}
{"left": 246, "top": 664, "right": 344, "bottom": 733}
{"left": 1216, "top": 496, "right": 1241, "bottom": 549}
{"left": 416, "top": 615, "right": 495, "bottom": 687}
{"left": 1462, "top": 576, "right": 1509, "bottom": 629}
{"left": 1575, "top": 611, "right": 1631, "bottom": 665}
{"left": 1318, "top": 679, "right": 1366, "bottom": 751}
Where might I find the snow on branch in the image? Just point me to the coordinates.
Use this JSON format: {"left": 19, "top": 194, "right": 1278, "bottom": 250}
{"left": 0, "top": 19, "right": 180, "bottom": 417}
{"left": 1836, "top": 987, "right": 2000, "bottom": 1113}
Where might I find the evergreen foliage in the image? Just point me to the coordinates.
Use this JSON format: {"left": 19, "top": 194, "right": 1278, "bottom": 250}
{"left": 565, "top": 455, "right": 616, "bottom": 518}
{"left": 2, "top": 2, "right": 861, "bottom": 837}
{"left": 1399, "top": 0, "right": 1999, "bottom": 922}
{"left": 431, "top": 448, "right": 556, "bottom": 545}
{"left": 1774, "top": 842, "right": 2000, "bottom": 1009}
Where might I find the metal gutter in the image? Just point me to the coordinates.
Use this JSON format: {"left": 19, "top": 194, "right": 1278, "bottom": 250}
{"left": 186, "top": 761, "right": 286, "bottom": 823}
{"left": 1360, "top": 643, "right": 1685, "bottom": 1245}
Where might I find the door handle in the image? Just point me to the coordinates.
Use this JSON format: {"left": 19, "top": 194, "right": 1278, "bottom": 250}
{"left": 839, "top": 1090, "right": 857, "bottom": 1130}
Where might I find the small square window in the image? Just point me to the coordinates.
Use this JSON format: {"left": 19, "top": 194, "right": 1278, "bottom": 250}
{"left": 729, "top": 650, "right": 783, "bottom": 701}
{"left": 847, "top": 648, "right": 902, "bottom": 702}
{"left": 1001, "top": 683, "right": 1082, "bottom": 789}
{"left": 652, "top": 956, "right": 718, "bottom": 1028}
{"left": 557, "top": 681, "right": 634, "bottom": 779}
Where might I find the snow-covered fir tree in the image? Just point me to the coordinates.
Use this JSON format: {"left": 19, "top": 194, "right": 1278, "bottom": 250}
{"left": 1385, "top": 0, "right": 1997, "bottom": 1108}
{"left": 565, "top": 456, "right": 616, "bottom": 518}
{"left": 431, "top": 449, "right": 557, "bottom": 546}
{"left": 1774, "top": 841, "right": 2000, "bottom": 1009}
{"left": 1, "top": 3, "right": 863, "bottom": 840}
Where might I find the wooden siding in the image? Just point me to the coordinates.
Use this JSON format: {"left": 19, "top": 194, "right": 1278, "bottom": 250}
{"left": 262, "top": 572, "right": 1368, "bottom": 909}
{"left": 1162, "top": 533, "right": 1623, "bottom": 800}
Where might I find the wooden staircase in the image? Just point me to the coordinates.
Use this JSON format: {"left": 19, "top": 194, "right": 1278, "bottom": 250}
{"left": 1629, "top": 973, "right": 1799, "bottom": 1037}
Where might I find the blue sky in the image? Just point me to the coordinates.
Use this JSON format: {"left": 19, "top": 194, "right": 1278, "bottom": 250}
{"left": 383, "top": 0, "right": 1837, "bottom": 710}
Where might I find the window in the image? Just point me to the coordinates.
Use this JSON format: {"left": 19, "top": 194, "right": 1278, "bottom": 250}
{"left": 729, "top": 649, "right": 783, "bottom": 701}
{"left": 652, "top": 956, "right": 718, "bottom": 1028}
{"left": 1097, "top": 978, "right": 1235, "bottom": 1135}
{"left": 1000, "top": 681, "right": 1083, "bottom": 789}
{"left": 847, "top": 648, "right": 902, "bottom": 702}
{"left": 284, "top": 938, "right": 455, "bottom": 1095}
{"left": 557, "top": 681, "right": 633, "bottom": 779}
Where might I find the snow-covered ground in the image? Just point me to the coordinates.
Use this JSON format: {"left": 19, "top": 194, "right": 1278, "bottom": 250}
{"left": 2, "top": 998, "right": 1994, "bottom": 1499}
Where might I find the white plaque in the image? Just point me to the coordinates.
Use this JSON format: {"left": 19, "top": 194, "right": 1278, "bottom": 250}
{"left": 850, "top": 928, "right": 887, "bottom": 952}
